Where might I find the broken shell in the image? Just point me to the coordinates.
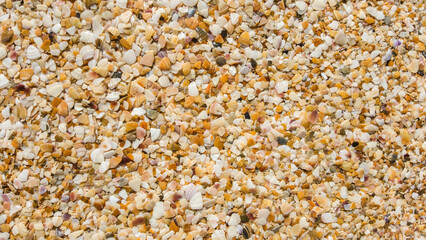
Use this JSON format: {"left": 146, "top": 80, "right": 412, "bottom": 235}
{"left": 80, "top": 46, "right": 95, "bottom": 61}
{"left": 27, "top": 45, "right": 41, "bottom": 60}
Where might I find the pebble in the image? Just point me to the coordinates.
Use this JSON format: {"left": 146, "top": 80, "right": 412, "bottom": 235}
{"left": 146, "top": 109, "right": 159, "bottom": 120}
{"left": 341, "top": 66, "right": 351, "bottom": 74}
{"left": 216, "top": 56, "right": 226, "bottom": 66}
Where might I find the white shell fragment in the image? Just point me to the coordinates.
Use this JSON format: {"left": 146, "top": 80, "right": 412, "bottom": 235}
{"left": 0, "top": 74, "right": 9, "bottom": 89}
{"left": 189, "top": 192, "right": 203, "bottom": 210}
{"left": 26, "top": 45, "right": 41, "bottom": 59}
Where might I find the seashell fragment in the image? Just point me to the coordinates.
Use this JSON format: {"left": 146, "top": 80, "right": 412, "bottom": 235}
{"left": 90, "top": 149, "right": 104, "bottom": 163}
{"left": 159, "top": 57, "right": 171, "bottom": 71}
{"left": 27, "top": 45, "right": 41, "bottom": 60}
{"left": 189, "top": 191, "right": 203, "bottom": 210}
{"left": 184, "top": 184, "right": 199, "bottom": 201}
{"left": 80, "top": 46, "right": 95, "bottom": 61}
{"left": 1, "top": 28, "right": 14, "bottom": 44}
{"left": 0, "top": 74, "right": 9, "bottom": 89}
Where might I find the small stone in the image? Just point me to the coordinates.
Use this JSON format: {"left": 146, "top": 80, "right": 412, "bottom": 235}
{"left": 240, "top": 215, "right": 249, "bottom": 223}
{"left": 1, "top": 28, "right": 14, "bottom": 45}
{"left": 341, "top": 161, "right": 353, "bottom": 171}
{"left": 46, "top": 83, "right": 63, "bottom": 97}
{"left": 308, "top": 110, "right": 318, "bottom": 124}
{"left": 169, "top": 220, "right": 179, "bottom": 232}
{"left": 375, "top": 11, "right": 384, "bottom": 20}
{"left": 116, "top": 0, "right": 127, "bottom": 8}
{"left": 289, "top": 92, "right": 300, "bottom": 101}
{"left": 188, "top": 82, "right": 199, "bottom": 96}
{"left": 335, "top": 30, "right": 347, "bottom": 45}
{"left": 33, "top": 222, "right": 43, "bottom": 231}
{"left": 216, "top": 56, "right": 226, "bottom": 66}
{"left": 40, "top": 143, "right": 54, "bottom": 152}
{"left": 19, "top": 68, "right": 34, "bottom": 80}
{"left": 238, "top": 32, "right": 250, "bottom": 46}
{"left": 341, "top": 66, "right": 351, "bottom": 75}
{"left": 365, "top": 17, "right": 375, "bottom": 24}
{"left": 146, "top": 109, "right": 158, "bottom": 120}
{"left": 299, "top": 217, "right": 309, "bottom": 228}
{"left": 384, "top": 16, "right": 391, "bottom": 25}
{"left": 277, "top": 137, "right": 287, "bottom": 145}
{"left": 17, "top": 222, "right": 29, "bottom": 237}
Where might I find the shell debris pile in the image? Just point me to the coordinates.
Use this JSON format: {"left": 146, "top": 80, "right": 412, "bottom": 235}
{"left": 0, "top": 0, "right": 425, "bottom": 239}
